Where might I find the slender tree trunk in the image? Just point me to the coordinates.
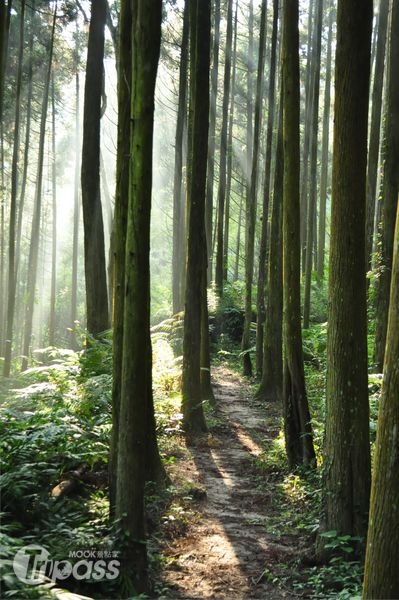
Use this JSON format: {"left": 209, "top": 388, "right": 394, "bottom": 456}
{"left": 81, "top": 0, "right": 109, "bottom": 337}
{"left": 257, "top": 99, "right": 283, "bottom": 402}
{"left": 223, "top": 0, "right": 238, "bottom": 283}
{"left": 70, "top": 32, "right": 80, "bottom": 347}
{"left": 365, "top": 0, "right": 389, "bottom": 275}
{"left": 373, "top": 0, "right": 399, "bottom": 372}
{"left": 215, "top": 0, "right": 233, "bottom": 293}
{"left": 22, "top": 3, "right": 57, "bottom": 371}
{"left": 363, "top": 193, "right": 399, "bottom": 598}
{"left": 206, "top": 0, "right": 220, "bottom": 283}
{"left": 3, "top": 0, "right": 25, "bottom": 376}
{"left": 300, "top": 0, "right": 315, "bottom": 272}
{"left": 303, "top": 0, "right": 323, "bottom": 328}
{"left": 242, "top": 0, "right": 267, "bottom": 377}
{"left": 233, "top": 182, "right": 244, "bottom": 281}
{"left": 172, "top": 0, "right": 189, "bottom": 314}
{"left": 281, "top": 0, "right": 316, "bottom": 469}
{"left": 317, "top": 0, "right": 372, "bottom": 558}
{"left": 200, "top": 248, "right": 215, "bottom": 404}
{"left": 48, "top": 75, "right": 57, "bottom": 347}
{"left": 181, "top": 0, "right": 210, "bottom": 433}
{"left": 0, "top": 130, "right": 4, "bottom": 353}
{"left": 115, "top": 0, "right": 162, "bottom": 592}
{"left": 255, "top": 0, "right": 279, "bottom": 377}
{"left": 15, "top": 5, "right": 33, "bottom": 277}
{"left": 0, "top": 0, "right": 11, "bottom": 120}
{"left": 317, "top": 0, "right": 333, "bottom": 282}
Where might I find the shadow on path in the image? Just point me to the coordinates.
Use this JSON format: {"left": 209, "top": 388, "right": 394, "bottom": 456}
{"left": 161, "top": 366, "right": 302, "bottom": 599}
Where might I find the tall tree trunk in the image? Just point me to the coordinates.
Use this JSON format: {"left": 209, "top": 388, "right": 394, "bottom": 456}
{"left": 215, "top": 0, "right": 233, "bottom": 293}
{"left": 255, "top": 0, "right": 279, "bottom": 377}
{"left": 242, "top": 0, "right": 267, "bottom": 377}
{"left": 3, "top": 0, "right": 25, "bottom": 376}
{"left": 365, "top": 0, "right": 389, "bottom": 275}
{"left": 206, "top": 0, "right": 220, "bottom": 283}
{"left": 281, "top": 0, "right": 316, "bottom": 469}
{"left": 318, "top": 0, "right": 372, "bottom": 558}
{"left": 303, "top": 0, "right": 323, "bottom": 328}
{"left": 81, "top": 0, "right": 109, "bottom": 337}
{"left": 373, "top": 0, "right": 399, "bottom": 372}
{"left": 48, "top": 75, "right": 57, "bottom": 347}
{"left": 181, "top": 0, "right": 210, "bottom": 433}
{"left": 0, "top": 0, "right": 11, "bottom": 120}
{"left": 363, "top": 190, "right": 399, "bottom": 599}
{"left": 114, "top": 0, "right": 162, "bottom": 592}
{"left": 223, "top": 0, "right": 238, "bottom": 283}
{"left": 172, "top": 0, "right": 189, "bottom": 314}
{"left": 316, "top": 0, "right": 333, "bottom": 282}
{"left": 70, "top": 30, "right": 80, "bottom": 347}
{"left": 300, "top": 0, "right": 315, "bottom": 272}
{"left": 0, "top": 130, "right": 4, "bottom": 353}
{"left": 22, "top": 3, "right": 57, "bottom": 372}
{"left": 256, "top": 99, "right": 283, "bottom": 402}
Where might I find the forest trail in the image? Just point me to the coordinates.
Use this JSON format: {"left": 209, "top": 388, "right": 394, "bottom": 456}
{"left": 160, "top": 366, "right": 302, "bottom": 599}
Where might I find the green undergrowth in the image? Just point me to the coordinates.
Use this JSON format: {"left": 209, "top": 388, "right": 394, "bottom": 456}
{"left": 0, "top": 332, "right": 188, "bottom": 599}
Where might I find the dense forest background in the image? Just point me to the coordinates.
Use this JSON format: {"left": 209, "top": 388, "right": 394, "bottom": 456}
{"left": 0, "top": 0, "right": 398, "bottom": 598}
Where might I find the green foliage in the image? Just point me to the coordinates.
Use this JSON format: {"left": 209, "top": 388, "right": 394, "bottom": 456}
{"left": 293, "top": 530, "right": 363, "bottom": 599}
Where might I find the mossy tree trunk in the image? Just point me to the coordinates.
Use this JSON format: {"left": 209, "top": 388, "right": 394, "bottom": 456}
{"left": 181, "top": 0, "right": 211, "bottom": 433}
{"left": 365, "top": 0, "right": 389, "bottom": 275}
{"left": 257, "top": 99, "right": 283, "bottom": 403}
{"left": 373, "top": 0, "right": 399, "bottom": 372}
{"left": 318, "top": 0, "right": 373, "bottom": 559}
{"left": 172, "top": 0, "right": 189, "bottom": 314}
{"left": 3, "top": 0, "right": 25, "bottom": 377}
{"left": 363, "top": 194, "right": 399, "bottom": 598}
{"left": 114, "top": 0, "right": 163, "bottom": 593}
{"left": 215, "top": 0, "right": 233, "bottom": 294}
{"left": 206, "top": 0, "right": 220, "bottom": 284}
{"left": 281, "top": 0, "right": 316, "bottom": 469}
{"left": 316, "top": 0, "right": 333, "bottom": 283}
{"left": 81, "top": 0, "right": 109, "bottom": 338}
{"left": 303, "top": 0, "right": 323, "bottom": 328}
{"left": 110, "top": 0, "right": 131, "bottom": 514}
{"left": 242, "top": 0, "right": 267, "bottom": 377}
{"left": 255, "top": 0, "right": 279, "bottom": 377}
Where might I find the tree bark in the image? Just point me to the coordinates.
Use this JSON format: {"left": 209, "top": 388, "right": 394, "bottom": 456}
{"left": 115, "top": 0, "right": 162, "bottom": 592}
{"left": 215, "top": 0, "right": 233, "bottom": 293}
{"left": 255, "top": 0, "right": 279, "bottom": 377}
{"left": 363, "top": 192, "right": 399, "bottom": 598}
{"left": 81, "top": 0, "right": 109, "bottom": 337}
{"left": 70, "top": 26, "right": 80, "bottom": 348}
{"left": 365, "top": 0, "right": 389, "bottom": 275}
{"left": 316, "top": 0, "right": 333, "bottom": 283}
{"left": 281, "top": 0, "right": 316, "bottom": 469}
{"left": 318, "top": 0, "right": 372, "bottom": 558}
{"left": 181, "top": 0, "right": 211, "bottom": 433}
{"left": 303, "top": 0, "right": 323, "bottom": 328}
{"left": 242, "top": 0, "right": 267, "bottom": 377}
{"left": 172, "top": 0, "right": 189, "bottom": 314}
{"left": 3, "top": 0, "right": 25, "bottom": 376}
{"left": 373, "top": 0, "right": 399, "bottom": 372}
{"left": 256, "top": 99, "right": 283, "bottom": 402}
{"left": 48, "top": 74, "right": 57, "bottom": 347}
{"left": 21, "top": 2, "right": 56, "bottom": 372}
{"left": 206, "top": 0, "right": 220, "bottom": 283}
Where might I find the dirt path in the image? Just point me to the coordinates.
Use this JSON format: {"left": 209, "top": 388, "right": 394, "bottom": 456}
{"left": 159, "top": 366, "right": 303, "bottom": 599}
